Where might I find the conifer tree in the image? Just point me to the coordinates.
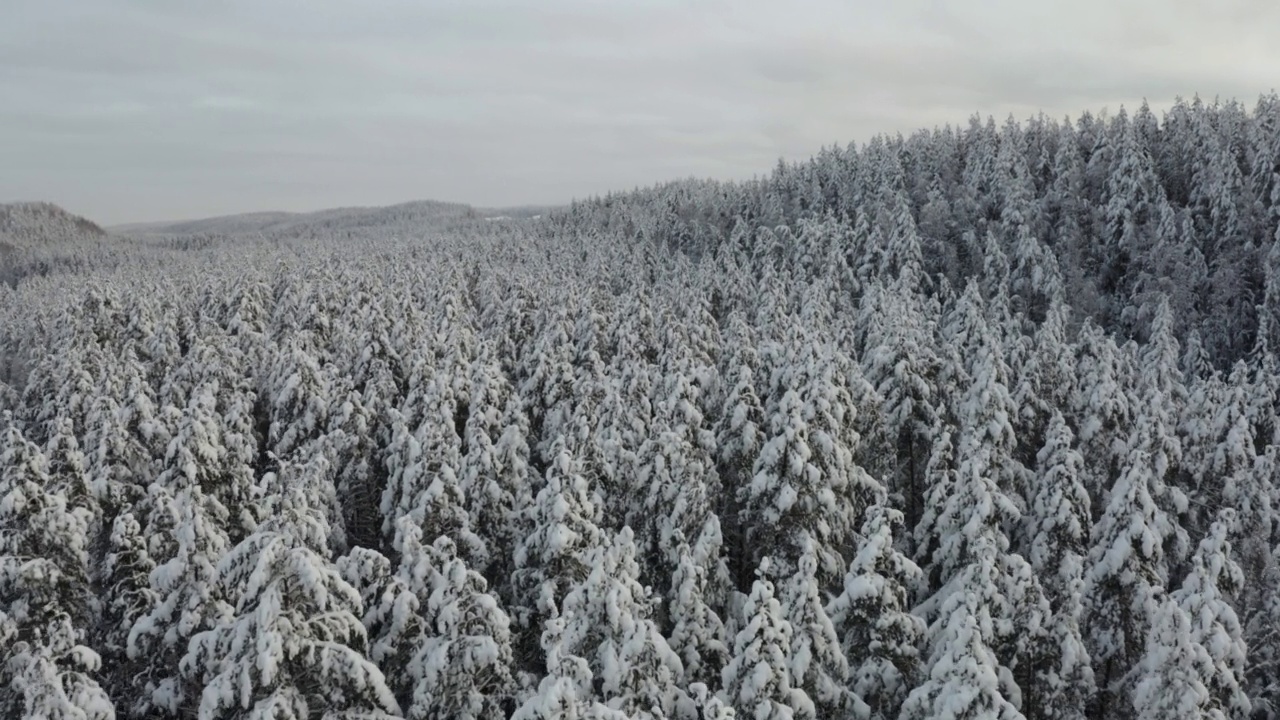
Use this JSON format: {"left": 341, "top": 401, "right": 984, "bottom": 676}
{"left": 97, "top": 511, "right": 158, "bottom": 701}
{"left": 1246, "top": 543, "right": 1280, "bottom": 719}
{"left": 1020, "top": 413, "right": 1096, "bottom": 720}
{"left": 0, "top": 423, "right": 113, "bottom": 719}
{"left": 1084, "top": 448, "right": 1179, "bottom": 713}
{"left": 721, "top": 564, "right": 815, "bottom": 720}
{"left": 900, "top": 546, "right": 1025, "bottom": 720}
{"left": 1131, "top": 597, "right": 1218, "bottom": 720}
{"left": 126, "top": 486, "right": 231, "bottom": 716}
{"left": 179, "top": 509, "right": 401, "bottom": 720}
{"left": 667, "top": 526, "right": 731, "bottom": 691}
{"left": 1171, "top": 510, "right": 1251, "bottom": 718}
{"left": 511, "top": 438, "right": 605, "bottom": 672}
{"left": 827, "top": 505, "right": 925, "bottom": 720}
{"left": 779, "top": 537, "right": 863, "bottom": 719}
{"left": 405, "top": 535, "right": 517, "bottom": 720}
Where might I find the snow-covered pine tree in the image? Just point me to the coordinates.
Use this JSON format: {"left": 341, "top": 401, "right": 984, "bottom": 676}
{"left": 1019, "top": 412, "right": 1096, "bottom": 720}
{"left": 913, "top": 425, "right": 1020, "bottom": 597}
{"left": 381, "top": 373, "right": 486, "bottom": 568}
{"left": 667, "top": 524, "right": 731, "bottom": 691}
{"left": 510, "top": 620, "right": 603, "bottom": 720}
{"left": 1246, "top": 542, "right": 1280, "bottom": 719}
{"left": 460, "top": 355, "right": 534, "bottom": 583}
{"left": 510, "top": 437, "right": 605, "bottom": 673}
{"left": 779, "top": 536, "right": 863, "bottom": 718}
{"left": 44, "top": 415, "right": 97, "bottom": 520}
{"left": 1024, "top": 412, "right": 1092, "bottom": 601}
{"left": 324, "top": 386, "right": 385, "bottom": 551}
{"left": 518, "top": 307, "right": 580, "bottom": 464}
{"left": 1131, "top": 595, "right": 1218, "bottom": 720}
{"left": 178, "top": 510, "right": 401, "bottom": 719}
{"left": 900, "top": 544, "right": 1025, "bottom": 720}
{"left": 548, "top": 527, "right": 690, "bottom": 717}
{"left": 96, "top": 511, "right": 158, "bottom": 702}
{"left": 1073, "top": 320, "right": 1135, "bottom": 507}
{"left": 740, "top": 343, "right": 874, "bottom": 588}
{"left": 721, "top": 561, "right": 814, "bottom": 720}
{"left": 1128, "top": 298, "right": 1192, "bottom": 551}
{"left": 1171, "top": 509, "right": 1251, "bottom": 718}
{"left": 84, "top": 352, "right": 169, "bottom": 512}
{"left": 827, "top": 505, "right": 925, "bottom": 720}
{"left": 2, "top": 619, "right": 115, "bottom": 720}
{"left": 634, "top": 369, "right": 721, "bottom": 593}
{"left": 406, "top": 534, "right": 517, "bottom": 720}
{"left": 860, "top": 283, "right": 940, "bottom": 536}
{"left": 0, "top": 422, "right": 113, "bottom": 719}
{"left": 1084, "top": 447, "right": 1180, "bottom": 714}
{"left": 154, "top": 382, "right": 252, "bottom": 542}
{"left": 336, "top": 524, "right": 425, "bottom": 709}
{"left": 1011, "top": 302, "right": 1076, "bottom": 467}
{"left": 264, "top": 335, "right": 333, "bottom": 461}
{"left": 126, "top": 486, "right": 231, "bottom": 716}
{"left": 713, "top": 318, "right": 766, "bottom": 588}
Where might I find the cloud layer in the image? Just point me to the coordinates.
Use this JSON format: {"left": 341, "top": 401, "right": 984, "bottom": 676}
{"left": 3, "top": 0, "right": 1278, "bottom": 224}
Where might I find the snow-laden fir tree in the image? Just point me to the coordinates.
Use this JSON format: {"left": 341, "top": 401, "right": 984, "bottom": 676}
{"left": 1024, "top": 412, "right": 1092, "bottom": 602}
{"left": 1128, "top": 298, "right": 1191, "bottom": 549}
{"left": 82, "top": 384, "right": 159, "bottom": 519}
{"left": 380, "top": 374, "right": 487, "bottom": 569}
{"left": 335, "top": 529, "right": 425, "bottom": 709}
{"left": 859, "top": 283, "right": 940, "bottom": 535}
{"left": 126, "top": 486, "right": 231, "bottom": 717}
{"left": 1073, "top": 320, "right": 1134, "bottom": 505}
{"left": 551, "top": 527, "right": 691, "bottom": 718}
{"left": 510, "top": 617, "right": 605, "bottom": 720}
{"left": 1019, "top": 413, "right": 1096, "bottom": 720}
{"left": 518, "top": 308, "right": 580, "bottom": 463}
{"left": 634, "top": 371, "right": 721, "bottom": 593}
{"left": 324, "top": 386, "right": 385, "bottom": 552}
{"left": 44, "top": 415, "right": 97, "bottom": 521}
{"left": 1011, "top": 303, "right": 1076, "bottom": 465}
{"left": 1084, "top": 447, "right": 1180, "bottom": 715}
{"left": 511, "top": 437, "right": 606, "bottom": 672}
{"left": 1170, "top": 509, "right": 1251, "bottom": 718}
{"left": 178, "top": 491, "right": 401, "bottom": 720}
{"left": 900, "top": 543, "right": 1025, "bottom": 720}
{"left": 264, "top": 335, "right": 333, "bottom": 461}
{"left": 713, "top": 327, "right": 766, "bottom": 588}
{"left": 740, "top": 346, "right": 874, "bottom": 588}
{"left": 826, "top": 505, "right": 925, "bottom": 720}
{"left": 667, "top": 524, "right": 731, "bottom": 691}
{"left": 913, "top": 426, "right": 1020, "bottom": 601}
{"left": 1246, "top": 542, "right": 1280, "bottom": 719}
{"left": 404, "top": 529, "right": 517, "bottom": 720}
{"left": 721, "top": 561, "right": 815, "bottom": 720}
{"left": 154, "top": 383, "right": 254, "bottom": 542}
{"left": 0, "top": 422, "right": 113, "bottom": 719}
{"left": 1131, "top": 595, "right": 1219, "bottom": 720}
{"left": 96, "top": 511, "right": 158, "bottom": 702}
{"left": 2, "top": 618, "right": 116, "bottom": 720}
{"left": 460, "top": 356, "right": 534, "bottom": 582}
{"left": 779, "top": 536, "right": 864, "bottom": 719}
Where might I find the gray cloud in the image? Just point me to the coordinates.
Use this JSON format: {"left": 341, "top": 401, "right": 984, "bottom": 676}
{"left": 2, "top": 0, "right": 1277, "bottom": 224}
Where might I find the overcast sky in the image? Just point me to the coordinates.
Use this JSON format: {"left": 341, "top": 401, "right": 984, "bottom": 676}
{"left": 3, "top": 0, "right": 1279, "bottom": 225}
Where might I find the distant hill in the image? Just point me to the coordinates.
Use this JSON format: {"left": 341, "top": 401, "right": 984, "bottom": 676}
{"left": 0, "top": 202, "right": 112, "bottom": 287}
{"left": 0, "top": 202, "right": 106, "bottom": 249}
{"left": 112, "top": 200, "right": 480, "bottom": 237}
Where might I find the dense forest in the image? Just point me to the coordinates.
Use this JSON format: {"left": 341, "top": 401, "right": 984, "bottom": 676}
{"left": 3, "top": 94, "right": 1280, "bottom": 719}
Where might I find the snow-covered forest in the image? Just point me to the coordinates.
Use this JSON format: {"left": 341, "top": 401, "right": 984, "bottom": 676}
{"left": 3, "top": 95, "right": 1280, "bottom": 720}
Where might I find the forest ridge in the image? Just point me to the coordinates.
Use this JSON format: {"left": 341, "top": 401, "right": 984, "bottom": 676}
{"left": 1, "top": 95, "right": 1280, "bottom": 720}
